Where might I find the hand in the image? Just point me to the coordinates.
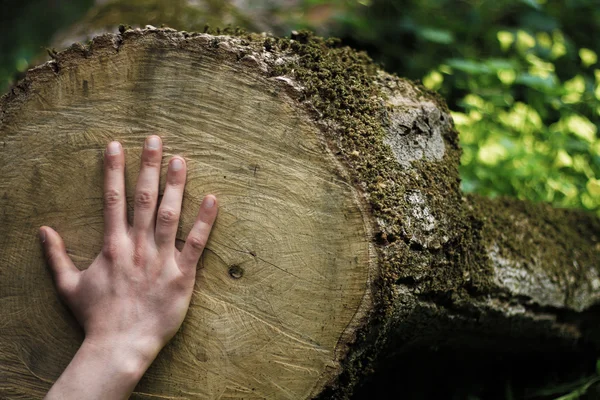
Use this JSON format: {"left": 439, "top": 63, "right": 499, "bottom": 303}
{"left": 41, "top": 136, "right": 218, "bottom": 399}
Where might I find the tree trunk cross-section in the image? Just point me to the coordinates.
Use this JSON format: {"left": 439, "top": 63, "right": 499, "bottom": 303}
{"left": 0, "top": 28, "right": 599, "bottom": 399}
{"left": 0, "top": 30, "right": 374, "bottom": 399}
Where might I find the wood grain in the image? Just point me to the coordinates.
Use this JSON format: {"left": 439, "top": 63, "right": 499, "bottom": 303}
{"left": 0, "top": 32, "right": 373, "bottom": 399}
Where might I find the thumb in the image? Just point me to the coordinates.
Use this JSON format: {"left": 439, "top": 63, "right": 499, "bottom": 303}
{"left": 39, "top": 226, "right": 80, "bottom": 301}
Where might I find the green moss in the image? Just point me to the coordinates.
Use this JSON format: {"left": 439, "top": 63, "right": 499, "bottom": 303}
{"left": 468, "top": 195, "right": 600, "bottom": 308}
{"left": 238, "top": 30, "right": 489, "bottom": 398}
{"left": 261, "top": 33, "right": 490, "bottom": 286}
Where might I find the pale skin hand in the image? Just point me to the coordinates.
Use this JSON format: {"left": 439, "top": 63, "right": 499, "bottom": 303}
{"left": 40, "top": 136, "right": 218, "bottom": 400}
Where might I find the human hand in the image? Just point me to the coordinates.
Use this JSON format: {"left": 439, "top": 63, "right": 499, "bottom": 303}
{"left": 41, "top": 136, "right": 217, "bottom": 399}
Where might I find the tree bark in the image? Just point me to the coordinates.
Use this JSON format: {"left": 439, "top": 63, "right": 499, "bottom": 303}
{"left": 0, "top": 28, "right": 598, "bottom": 399}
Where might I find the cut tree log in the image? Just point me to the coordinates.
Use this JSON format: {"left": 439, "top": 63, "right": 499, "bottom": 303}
{"left": 0, "top": 28, "right": 598, "bottom": 399}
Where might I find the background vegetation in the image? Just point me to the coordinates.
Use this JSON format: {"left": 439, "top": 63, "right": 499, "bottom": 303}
{"left": 0, "top": 0, "right": 93, "bottom": 91}
{"left": 292, "top": 0, "right": 600, "bottom": 216}
{"left": 1, "top": 0, "right": 599, "bottom": 398}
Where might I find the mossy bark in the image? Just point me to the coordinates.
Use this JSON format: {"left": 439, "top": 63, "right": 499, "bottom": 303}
{"left": 284, "top": 32, "right": 600, "bottom": 399}
{"left": 1, "top": 28, "right": 599, "bottom": 399}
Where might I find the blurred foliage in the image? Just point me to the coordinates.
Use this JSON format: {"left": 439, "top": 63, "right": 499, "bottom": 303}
{"left": 82, "top": 0, "right": 245, "bottom": 28}
{"left": 0, "top": 0, "right": 94, "bottom": 92}
{"left": 291, "top": 0, "right": 600, "bottom": 214}
{"left": 0, "top": 0, "right": 256, "bottom": 93}
{"left": 57, "top": 0, "right": 256, "bottom": 44}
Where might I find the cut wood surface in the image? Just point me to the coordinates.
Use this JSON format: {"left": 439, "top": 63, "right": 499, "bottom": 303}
{"left": 0, "top": 30, "right": 374, "bottom": 399}
{"left": 1, "top": 28, "right": 599, "bottom": 400}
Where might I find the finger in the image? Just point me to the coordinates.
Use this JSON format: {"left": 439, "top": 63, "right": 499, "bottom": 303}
{"left": 133, "top": 135, "right": 163, "bottom": 236}
{"left": 103, "top": 141, "right": 127, "bottom": 236}
{"left": 178, "top": 195, "right": 218, "bottom": 274}
{"left": 155, "top": 157, "right": 186, "bottom": 248}
{"left": 39, "top": 227, "right": 80, "bottom": 301}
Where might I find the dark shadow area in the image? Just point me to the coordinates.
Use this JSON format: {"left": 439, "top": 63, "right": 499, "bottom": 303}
{"left": 353, "top": 345, "right": 599, "bottom": 400}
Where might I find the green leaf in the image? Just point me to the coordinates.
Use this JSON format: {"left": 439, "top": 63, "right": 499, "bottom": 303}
{"left": 579, "top": 48, "right": 598, "bottom": 67}
{"left": 497, "top": 31, "right": 514, "bottom": 51}
{"left": 565, "top": 115, "right": 597, "bottom": 143}
{"left": 587, "top": 179, "right": 600, "bottom": 197}
{"left": 516, "top": 73, "right": 557, "bottom": 90}
{"left": 485, "top": 58, "right": 516, "bottom": 71}
{"left": 418, "top": 27, "right": 454, "bottom": 44}
{"left": 447, "top": 59, "right": 491, "bottom": 74}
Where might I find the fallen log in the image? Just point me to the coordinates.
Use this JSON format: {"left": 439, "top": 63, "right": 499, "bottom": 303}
{"left": 0, "top": 28, "right": 598, "bottom": 399}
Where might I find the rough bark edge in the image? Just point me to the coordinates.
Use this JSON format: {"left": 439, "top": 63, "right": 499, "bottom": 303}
{"left": 245, "top": 30, "right": 600, "bottom": 398}
{"left": 255, "top": 31, "right": 472, "bottom": 400}
{"left": 0, "top": 27, "right": 385, "bottom": 398}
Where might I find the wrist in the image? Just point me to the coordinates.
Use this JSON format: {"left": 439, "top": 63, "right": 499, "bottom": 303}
{"left": 80, "top": 336, "right": 159, "bottom": 384}
{"left": 45, "top": 336, "right": 158, "bottom": 399}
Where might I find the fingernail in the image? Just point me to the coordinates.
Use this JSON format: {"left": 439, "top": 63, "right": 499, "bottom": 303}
{"left": 171, "top": 158, "right": 183, "bottom": 171}
{"left": 203, "top": 196, "right": 215, "bottom": 209}
{"left": 107, "top": 142, "right": 121, "bottom": 155}
{"left": 146, "top": 136, "right": 160, "bottom": 150}
{"left": 39, "top": 229, "right": 46, "bottom": 243}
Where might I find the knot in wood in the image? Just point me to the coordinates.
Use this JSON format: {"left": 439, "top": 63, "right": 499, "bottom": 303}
{"left": 228, "top": 265, "right": 244, "bottom": 279}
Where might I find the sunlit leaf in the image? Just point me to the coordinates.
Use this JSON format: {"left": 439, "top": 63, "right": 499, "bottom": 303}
{"left": 580, "top": 48, "right": 598, "bottom": 68}
{"left": 478, "top": 142, "right": 508, "bottom": 166}
{"left": 497, "top": 31, "right": 514, "bottom": 51}
{"left": 562, "top": 92, "right": 582, "bottom": 104}
{"left": 498, "top": 69, "right": 516, "bottom": 84}
{"left": 536, "top": 32, "right": 552, "bottom": 49}
{"left": 587, "top": 179, "right": 600, "bottom": 197}
{"left": 566, "top": 115, "right": 597, "bottom": 143}
{"left": 551, "top": 30, "right": 567, "bottom": 59}
{"left": 423, "top": 70, "right": 443, "bottom": 90}
{"left": 592, "top": 141, "right": 600, "bottom": 157}
{"left": 582, "top": 192, "right": 598, "bottom": 209}
{"left": 517, "top": 30, "right": 536, "bottom": 51}
{"left": 564, "top": 75, "right": 586, "bottom": 93}
{"left": 555, "top": 150, "right": 573, "bottom": 168}
{"left": 451, "top": 112, "right": 470, "bottom": 126}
